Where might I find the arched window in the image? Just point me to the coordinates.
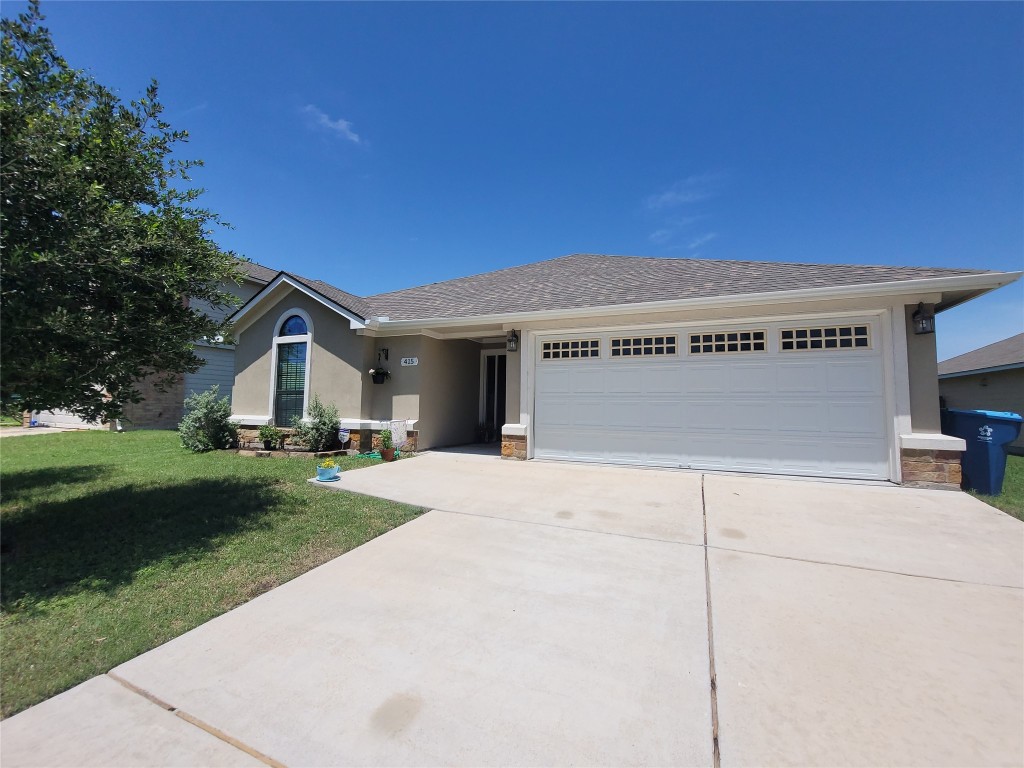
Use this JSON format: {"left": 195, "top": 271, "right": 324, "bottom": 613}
{"left": 271, "top": 310, "right": 312, "bottom": 425}
{"left": 279, "top": 315, "right": 308, "bottom": 336}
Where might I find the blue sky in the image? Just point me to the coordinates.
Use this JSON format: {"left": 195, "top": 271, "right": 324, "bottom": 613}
{"left": 8, "top": 1, "right": 1023, "bottom": 359}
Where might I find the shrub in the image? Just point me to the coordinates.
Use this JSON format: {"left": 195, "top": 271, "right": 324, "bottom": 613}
{"left": 379, "top": 429, "right": 394, "bottom": 450}
{"left": 291, "top": 394, "right": 339, "bottom": 452}
{"left": 258, "top": 424, "right": 283, "bottom": 444}
{"left": 179, "top": 386, "right": 236, "bottom": 453}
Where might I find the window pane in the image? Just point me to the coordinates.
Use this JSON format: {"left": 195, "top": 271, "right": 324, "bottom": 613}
{"left": 279, "top": 315, "right": 308, "bottom": 336}
{"left": 275, "top": 342, "right": 307, "bottom": 424}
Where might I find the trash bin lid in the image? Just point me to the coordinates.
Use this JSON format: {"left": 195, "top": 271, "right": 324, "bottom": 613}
{"left": 946, "top": 408, "right": 1023, "bottom": 421}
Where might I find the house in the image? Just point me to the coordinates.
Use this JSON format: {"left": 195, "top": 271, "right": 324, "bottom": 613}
{"left": 227, "top": 253, "right": 1021, "bottom": 487}
{"left": 939, "top": 333, "right": 1024, "bottom": 455}
{"left": 30, "top": 259, "right": 277, "bottom": 430}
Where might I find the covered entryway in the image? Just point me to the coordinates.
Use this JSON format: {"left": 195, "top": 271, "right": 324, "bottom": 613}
{"left": 532, "top": 315, "right": 891, "bottom": 480}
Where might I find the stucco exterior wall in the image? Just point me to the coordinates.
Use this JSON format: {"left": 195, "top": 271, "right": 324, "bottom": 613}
{"left": 940, "top": 368, "right": 1024, "bottom": 452}
{"left": 369, "top": 336, "right": 422, "bottom": 423}
{"left": 904, "top": 304, "right": 942, "bottom": 433}
{"left": 417, "top": 336, "right": 480, "bottom": 449}
{"left": 232, "top": 289, "right": 370, "bottom": 421}
{"left": 505, "top": 346, "right": 521, "bottom": 425}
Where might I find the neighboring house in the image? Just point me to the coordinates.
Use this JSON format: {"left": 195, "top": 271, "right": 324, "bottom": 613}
{"left": 228, "top": 253, "right": 1021, "bottom": 486}
{"left": 31, "top": 259, "right": 276, "bottom": 430}
{"left": 938, "top": 333, "right": 1024, "bottom": 455}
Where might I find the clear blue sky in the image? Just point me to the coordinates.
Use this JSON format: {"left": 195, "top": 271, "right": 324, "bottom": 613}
{"left": 8, "top": 1, "right": 1023, "bottom": 359}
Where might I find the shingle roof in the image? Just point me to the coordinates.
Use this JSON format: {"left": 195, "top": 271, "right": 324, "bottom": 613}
{"left": 938, "top": 333, "right": 1024, "bottom": 376}
{"left": 289, "top": 274, "right": 376, "bottom": 321}
{"left": 235, "top": 259, "right": 278, "bottom": 284}
{"left": 364, "top": 253, "right": 989, "bottom": 321}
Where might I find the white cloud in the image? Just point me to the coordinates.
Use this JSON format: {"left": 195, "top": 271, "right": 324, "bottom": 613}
{"left": 688, "top": 232, "right": 718, "bottom": 249}
{"left": 645, "top": 173, "right": 726, "bottom": 211}
{"left": 649, "top": 229, "right": 673, "bottom": 245}
{"left": 301, "top": 104, "right": 361, "bottom": 144}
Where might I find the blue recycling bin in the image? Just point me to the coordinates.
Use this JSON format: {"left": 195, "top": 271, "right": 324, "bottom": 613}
{"left": 940, "top": 409, "right": 1023, "bottom": 495}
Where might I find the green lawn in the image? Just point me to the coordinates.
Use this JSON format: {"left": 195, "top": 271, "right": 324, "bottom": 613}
{"left": 970, "top": 454, "right": 1024, "bottom": 522}
{"left": 0, "top": 431, "right": 423, "bottom": 718}
{"left": 0, "top": 415, "right": 21, "bottom": 427}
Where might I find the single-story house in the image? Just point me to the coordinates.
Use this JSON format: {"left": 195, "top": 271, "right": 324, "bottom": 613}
{"left": 31, "top": 259, "right": 276, "bottom": 430}
{"left": 939, "top": 332, "right": 1024, "bottom": 455}
{"left": 227, "top": 253, "right": 1021, "bottom": 486}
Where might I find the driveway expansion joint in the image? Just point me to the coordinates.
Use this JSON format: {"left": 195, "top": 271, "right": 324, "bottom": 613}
{"left": 706, "top": 544, "right": 1024, "bottom": 590}
{"left": 106, "top": 672, "right": 287, "bottom": 768}
{"left": 701, "top": 474, "right": 722, "bottom": 768}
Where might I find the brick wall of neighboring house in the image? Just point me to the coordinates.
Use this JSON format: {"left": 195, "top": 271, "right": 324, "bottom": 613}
{"left": 120, "top": 373, "right": 186, "bottom": 430}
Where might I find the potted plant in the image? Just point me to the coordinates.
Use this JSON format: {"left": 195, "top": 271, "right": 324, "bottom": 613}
{"left": 258, "top": 424, "right": 283, "bottom": 451}
{"left": 369, "top": 367, "right": 390, "bottom": 385}
{"left": 379, "top": 429, "right": 396, "bottom": 461}
{"left": 316, "top": 456, "right": 341, "bottom": 481}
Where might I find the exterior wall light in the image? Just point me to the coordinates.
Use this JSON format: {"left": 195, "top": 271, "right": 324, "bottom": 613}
{"left": 912, "top": 302, "right": 935, "bottom": 335}
{"left": 506, "top": 330, "right": 519, "bottom": 352}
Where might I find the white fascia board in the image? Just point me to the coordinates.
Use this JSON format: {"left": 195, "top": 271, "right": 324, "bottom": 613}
{"left": 938, "top": 363, "right": 1024, "bottom": 379}
{"left": 230, "top": 274, "right": 366, "bottom": 332}
{"left": 372, "top": 271, "right": 1022, "bottom": 334}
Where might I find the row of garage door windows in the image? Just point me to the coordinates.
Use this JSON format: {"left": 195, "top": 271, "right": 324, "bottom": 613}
{"left": 541, "top": 324, "right": 872, "bottom": 360}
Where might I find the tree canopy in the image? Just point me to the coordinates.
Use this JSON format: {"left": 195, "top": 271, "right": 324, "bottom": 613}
{"left": 1, "top": 0, "right": 243, "bottom": 422}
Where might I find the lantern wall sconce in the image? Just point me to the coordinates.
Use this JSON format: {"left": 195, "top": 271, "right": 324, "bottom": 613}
{"left": 912, "top": 303, "right": 935, "bottom": 335}
{"left": 506, "top": 330, "right": 519, "bottom": 353}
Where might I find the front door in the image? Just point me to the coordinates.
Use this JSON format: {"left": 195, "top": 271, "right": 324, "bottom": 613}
{"left": 481, "top": 353, "right": 507, "bottom": 442}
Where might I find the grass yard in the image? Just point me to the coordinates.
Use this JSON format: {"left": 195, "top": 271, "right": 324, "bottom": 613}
{"left": 0, "top": 430, "right": 423, "bottom": 718}
{"left": 970, "top": 454, "right": 1024, "bottom": 522}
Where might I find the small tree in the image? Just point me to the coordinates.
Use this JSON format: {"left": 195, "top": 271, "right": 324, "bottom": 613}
{"left": 291, "top": 394, "right": 339, "bottom": 452}
{"left": 1, "top": 1, "right": 243, "bottom": 422}
{"left": 179, "top": 386, "right": 236, "bottom": 453}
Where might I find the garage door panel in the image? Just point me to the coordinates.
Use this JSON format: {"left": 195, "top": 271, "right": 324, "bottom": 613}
{"left": 534, "top": 319, "right": 890, "bottom": 480}
{"left": 729, "top": 364, "right": 775, "bottom": 394}
{"left": 684, "top": 365, "right": 729, "bottom": 393}
{"left": 826, "top": 359, "right": 883, "bottom": 393}
{"left": 827, "top": 400, "right": 886, "bottom": 436}
{"left": 776, "top": 362, "right": 825, "bottom": 393}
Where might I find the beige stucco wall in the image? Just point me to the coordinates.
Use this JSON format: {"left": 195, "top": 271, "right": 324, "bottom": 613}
{"left": 369, "top": 336, "right": 422, "bottom": 423}
{"left": 905, "top": 304, "right": 942, "bottom": 433}
{"left": 417, "top": 336, "right": 480, "bottom": 449}
{"left": 940, "top": 368, "right": 1024, "bottom": 452}
{"left": 505, "top": 345, "right": 522, "bottom": 425}
{"left": 232, "top": 289, "right": 371, "bottom": 421}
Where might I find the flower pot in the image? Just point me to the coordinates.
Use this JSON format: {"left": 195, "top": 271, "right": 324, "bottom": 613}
{"left": 381, "top": 447, "right": 396, "bottom": 462}
{"left": 316, "top": 465, "right": 340, "bottom": 481}
{"left": 262, "top": 440, "right": 274, "bottom": 451}
{"left": 371, "top": 372, "right": 388, "bottom": 384}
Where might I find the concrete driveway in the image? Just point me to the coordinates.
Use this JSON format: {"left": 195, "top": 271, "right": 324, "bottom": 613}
{"left": 3, "top": 452, "right": 1022, "bottom": 767}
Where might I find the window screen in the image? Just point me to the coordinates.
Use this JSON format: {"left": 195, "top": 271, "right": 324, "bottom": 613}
{"left": 274, "top": 342, "right": 306, "bottom": 424}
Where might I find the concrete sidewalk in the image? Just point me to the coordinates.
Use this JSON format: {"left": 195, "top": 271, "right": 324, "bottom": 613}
{"left": 2, "top": 454, "right": 1022, "bottom": 767}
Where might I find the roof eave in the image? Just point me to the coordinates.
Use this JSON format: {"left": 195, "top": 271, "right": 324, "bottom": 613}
{"left": 938, "top": 362, "right": 1024, "bottom": 379}
{"left": 230, "top": 272, "right": 367, "bottom": 332}
{"left": 372, "top": 270, "right": 1022, "bottom": 331}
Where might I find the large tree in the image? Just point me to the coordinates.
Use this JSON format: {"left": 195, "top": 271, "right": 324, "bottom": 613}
{"left": 1, "top": 1, "right": 243, "bottom": 422}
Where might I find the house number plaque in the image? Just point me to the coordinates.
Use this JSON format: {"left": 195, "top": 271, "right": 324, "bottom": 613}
{"left": 401, "top": 357, "right": 418, "bottom": 366}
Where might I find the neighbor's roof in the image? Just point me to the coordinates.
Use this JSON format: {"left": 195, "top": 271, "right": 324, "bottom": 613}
{"left": 938, "top": 333, "right": 1024, "bottom": 376}
{"left": 364, "top": 253, "right": 990, "bottom": 321}
{"left": 236, "top": 259, "right": 278, "bottom": 284}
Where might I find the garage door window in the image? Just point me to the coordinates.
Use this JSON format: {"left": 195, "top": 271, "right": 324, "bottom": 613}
{"left": 780, "top": 325, "right": 870, "bottom": 351}
{"left": 610, "top": 335, "right": 677, "bottom": 357}
{"left": 689, "top": 330, "right": 766, "bottom": 354}
{"left": 542, "top": 339, "right": 600, "bottom": 359}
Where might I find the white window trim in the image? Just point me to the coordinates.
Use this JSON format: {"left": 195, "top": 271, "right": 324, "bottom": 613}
{"left": 269, "top": 308, "right": 313, "bottom": 426}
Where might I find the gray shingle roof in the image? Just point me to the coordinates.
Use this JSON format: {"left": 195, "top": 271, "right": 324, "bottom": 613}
{"left": 938, "top": 333, "right": 1024, "bottom": 376}
{"left": 235, "top": 259, "right": 278, "bottom": 284}
{"left": 289, "top": 274, "right": 376, "bottom": 321}
{"left": 364, "top": 253, "right": 989, "bottom": 321}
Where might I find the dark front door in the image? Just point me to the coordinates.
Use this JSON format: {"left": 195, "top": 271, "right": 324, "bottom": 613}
{"left": 482, "top": 353, "right": 506, "bottom": 441}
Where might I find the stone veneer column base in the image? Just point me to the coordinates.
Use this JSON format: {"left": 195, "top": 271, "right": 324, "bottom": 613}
{"left": 501, "top": 434, "right": 527, "bottom": 460}
{"left": 900, "top": 448, "right": 962, "bottom": 489}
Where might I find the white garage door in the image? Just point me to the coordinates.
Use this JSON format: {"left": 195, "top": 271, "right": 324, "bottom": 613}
{"left": 533, "top": 317, "right": 891, "bottom": 480}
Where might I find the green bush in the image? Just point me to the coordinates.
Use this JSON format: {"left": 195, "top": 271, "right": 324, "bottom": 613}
{"left": 291, "top": 394, "right": 339, "bottom": 452}
{"left": 178, "top": 386, "right": 236, "bottom": 453}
